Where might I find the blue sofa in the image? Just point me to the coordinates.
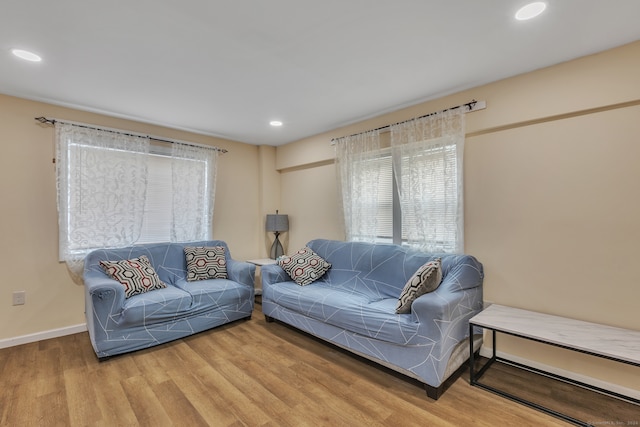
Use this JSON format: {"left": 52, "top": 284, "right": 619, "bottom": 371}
{"left": 261, "top": 239, "right": 484, "bottom": 399}
{"left": 83, "top": 240, "right": 255, "bottom": 359}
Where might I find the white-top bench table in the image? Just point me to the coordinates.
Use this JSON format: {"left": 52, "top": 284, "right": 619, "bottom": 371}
{"left": 469, "top": 304, "right": 640, "bottom": 426}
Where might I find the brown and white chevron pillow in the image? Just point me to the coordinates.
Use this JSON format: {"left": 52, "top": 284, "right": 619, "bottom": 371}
{"left": 395, "top": 258, "right": 442, "bottom": 314}
{"left": 100, "top": 255, "right": 167, "bottom": 298}
{"left": 184, "top": 246, "right": 228, "bottom": 281}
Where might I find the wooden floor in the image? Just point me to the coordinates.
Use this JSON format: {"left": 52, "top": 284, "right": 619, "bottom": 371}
{"left": 1, "top": 307, "right": 638, "bottom": 426}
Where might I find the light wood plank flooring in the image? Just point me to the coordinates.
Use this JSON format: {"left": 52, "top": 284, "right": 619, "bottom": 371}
{"left": 1, "top": 307, "right": 637, "bottom": 426}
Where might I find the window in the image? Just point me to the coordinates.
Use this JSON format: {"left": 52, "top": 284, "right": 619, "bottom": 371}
{"left": 137, "top": 147, "right": 215, "bottom": 244}
{"left": 395, "top": 141, "right": 461, "bottom": 252}
{"left": 55, "top": 122, "right": 218, "bottom": 280}
{"left": 137, "top": 153, "right": 173, "bottom": 244}
{"left": 336, "top": 108, "right": 464, "bottom": 253}
{"left": 353, "top": 142, "right": 459, "bottom": 250}
{"left": 349, "top": 148, "right": 394, "bottom": 242}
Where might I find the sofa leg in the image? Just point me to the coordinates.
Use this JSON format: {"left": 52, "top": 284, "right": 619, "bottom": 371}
{"left": 425, "top": 384, "right": 443, "bottom": 400}
{"left": 265, "top": 315, "right": 275, "bottom": 323}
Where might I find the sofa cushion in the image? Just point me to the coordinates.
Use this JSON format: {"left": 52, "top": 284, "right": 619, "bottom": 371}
{"left": 174, "top": 278, "right": 252, "bottom": 313}
{"left": 265, "top": 281, "right": 422, "bottom": 346}
{"left": 184, "top": 246, "right": 227, "bottom": 281}
{"left": 118, "top": 285, "right": 193, "bottom": 327}
{"left": 396, "top": 258, "right": 442, "bottom": 314}
{"left": 100, "top": 255, "right": 167, "bottom": 298}
{"left": 278, "top": 247, "right": 331, "bottom": 285}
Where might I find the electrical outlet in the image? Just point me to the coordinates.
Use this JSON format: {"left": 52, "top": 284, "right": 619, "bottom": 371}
{"left": 12, "top": 291, "right": 26, "bottom": 306}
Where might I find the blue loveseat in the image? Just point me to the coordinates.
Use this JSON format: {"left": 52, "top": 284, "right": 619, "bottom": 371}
{"left": 83, "top": 240, "right": 255, "bottom": 359}
{"left": 261, "top": 239, "right": 484, "bottom": 399}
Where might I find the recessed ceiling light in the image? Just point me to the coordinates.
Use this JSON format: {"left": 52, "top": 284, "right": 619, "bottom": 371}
{"left": 515, "top": 2, "right": 547, "bottom": 20}
{"left": 11, "top": 48, "right": 42, "bottom": 62}
{"left": 270, "top": 121, "right": 283, "bottom": 127}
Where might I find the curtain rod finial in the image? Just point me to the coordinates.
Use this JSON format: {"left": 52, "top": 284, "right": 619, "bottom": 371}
{"left": 35, "top": 117, "right": 55, "bottom": 125}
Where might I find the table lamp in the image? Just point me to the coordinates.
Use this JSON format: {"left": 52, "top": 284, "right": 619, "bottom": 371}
{"left": 266, "top": 210, "right": 289, "bottom": 259}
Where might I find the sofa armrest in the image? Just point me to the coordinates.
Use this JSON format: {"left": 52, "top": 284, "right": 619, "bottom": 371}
{"left": 411, "top": 285, "right": 483, "bottom": 341}
{"left": 226, "top": 259, "right": 256, "bottom": 288}
{"left": 260, "top": 263, "right": 290, "bottom": 287}
{"left": 84, "top": 275, "right": 127, "bottom": 321}
{"left": 440, "top": 255, "right": 484, "bottom": 292}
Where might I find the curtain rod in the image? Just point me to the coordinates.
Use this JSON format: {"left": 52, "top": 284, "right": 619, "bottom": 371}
{"left": 330, "top": 99, "right": 486, "bottom": 143}
{"left": 34, "top": 117, "right": 228, "bottom": 154}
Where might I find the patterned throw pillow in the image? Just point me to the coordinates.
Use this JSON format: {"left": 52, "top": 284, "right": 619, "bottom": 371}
{"left": 184, "top": 246, "right": 228, "bottom": 281}
{"left": 100, "top": 255, "right": 167, "bottom": 299}
{"left": 395, "top": 258, "right": 442, "bottom": 314}
{"left": 278, "top": 247, "right": 331, "bottom": 286}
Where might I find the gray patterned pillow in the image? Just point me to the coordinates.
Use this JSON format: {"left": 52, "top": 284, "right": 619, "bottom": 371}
{"left": 184, "top": 246, "right": 228, "bottom": 281}
{"left": 395, "top": 258, "right": 442, "bottom": 314}
{"left": 100, "top": 255, "right": 167, "bottom": 298}
{"left": 278, "top": 247, "right": 331, "bottom": 286}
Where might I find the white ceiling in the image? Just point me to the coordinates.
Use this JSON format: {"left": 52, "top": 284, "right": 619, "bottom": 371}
{"left": 2, "top": 1, "right": 640, "bottom": 146}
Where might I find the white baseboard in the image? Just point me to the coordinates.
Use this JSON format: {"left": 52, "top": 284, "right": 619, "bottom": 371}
{"left": 0, "top": 323, "right": 87, "bottom": 350}
{"left": 479, "top": 347, "right": 640, "bottom": 401}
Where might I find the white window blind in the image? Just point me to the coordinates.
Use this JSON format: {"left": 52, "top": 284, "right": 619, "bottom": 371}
{"left": 376, "top": 154, "right": 393, "bottom": 241}
{"left": 343, "top": 141, "right": 461, "bottom": 249}
{"left": 348, "top": 149, "right": 393, "bottom": 242}
{"left": 398, "top": 142, "right": 459, "bottom": 251}
{"left": 136, "top": 153, "right": 173, "bottom": 244}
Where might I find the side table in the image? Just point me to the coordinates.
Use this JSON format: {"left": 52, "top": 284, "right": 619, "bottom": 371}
{"left": 469, "top": 304, "right": 640, "bottom": 426}
{"left": 246, "top": 258, "right": 277, "bottom": 297}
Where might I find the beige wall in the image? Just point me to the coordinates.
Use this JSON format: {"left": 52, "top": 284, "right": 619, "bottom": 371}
{"left": 257, "top": 145, "right": 283, "bottom": 256}
{"left": 0, "top": 94, "right": 262, "bottom": 341}
{"left": 279, "top": 161, "right": 344, "bottom": 252}
{"left": 277, "top": 40, "right": 640, "bottom": 392}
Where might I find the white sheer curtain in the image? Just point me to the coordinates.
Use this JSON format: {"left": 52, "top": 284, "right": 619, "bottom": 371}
{"left": 334, "top": 129, "right": 382, "bottom": 242}
{"left": 56, "top": 122, "right": 220, "bottom": 281}
{"left": 55, "top": 123, "right": 149, "bottom": 281}
{"left": 391, "top": 108, "right": 465, "bottom": 253}
{"left": 170, "top": 142, "right": 218, "bottom": 242}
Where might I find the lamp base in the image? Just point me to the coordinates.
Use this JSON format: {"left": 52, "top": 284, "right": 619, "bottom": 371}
{"left": 270, "top": 232, "right": 285, "bottom": 259}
